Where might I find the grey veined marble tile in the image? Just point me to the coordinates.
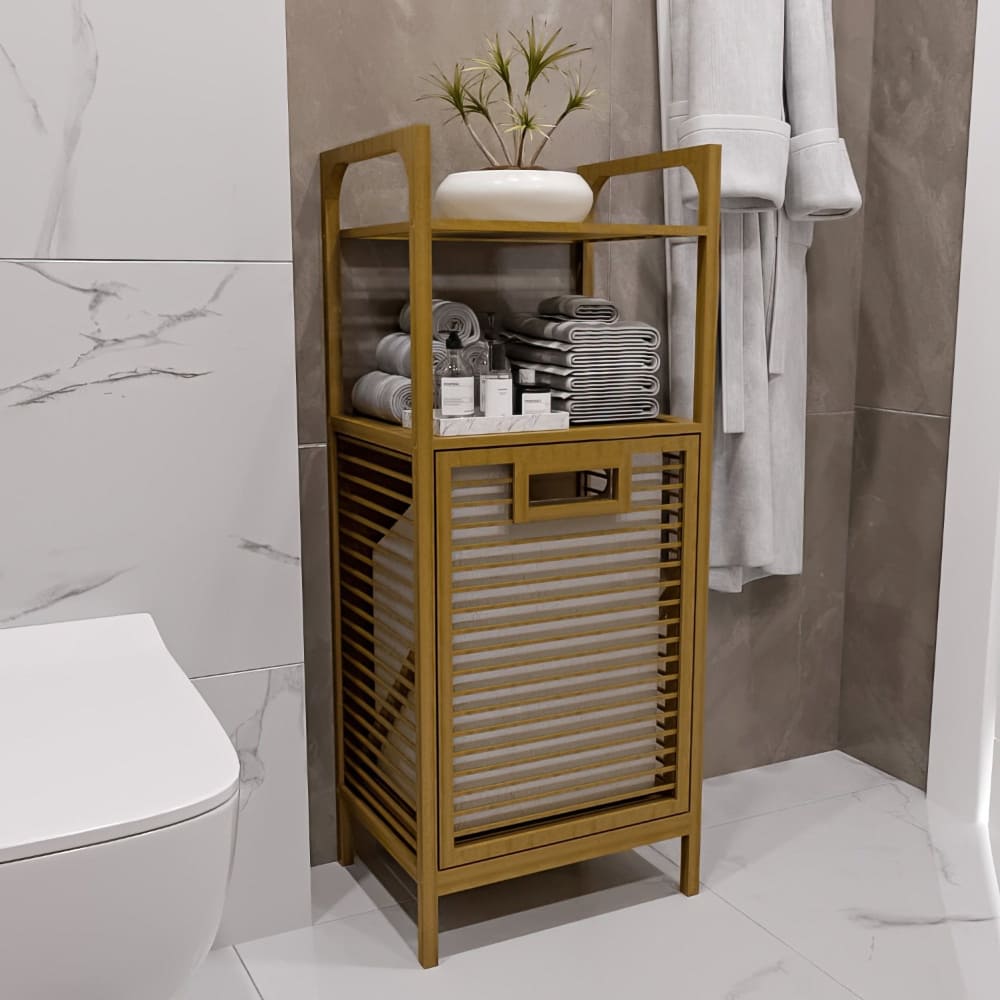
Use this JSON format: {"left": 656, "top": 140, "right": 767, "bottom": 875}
{"left": 0, "top": 0, "right": 292, "bottom": 260}
{"left": 0, "top": 260, "right": 303, "bottom": 677}
{"left": 195, "top": 663, "right": 312, "bottom": 945}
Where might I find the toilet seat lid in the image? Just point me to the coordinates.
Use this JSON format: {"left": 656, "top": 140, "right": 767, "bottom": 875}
{"left": 0, "top": 614, "right": 240, "bottom": 863}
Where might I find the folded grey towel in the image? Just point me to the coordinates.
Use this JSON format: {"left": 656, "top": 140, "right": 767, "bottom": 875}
{"left": 514, "top": 363, "right": 661, "bottom": 396}
{"left": 507, "top": 313, "right": 661, "bottom": 348}
{"left": 351, "top": 371, "right": 412, "bottom": 424}
{"left": 505, "top": 341, "right": 662, "bottom": 373}
{"left": 375, "top": 332, "right": 448, "bottom": 377}
{"left": 538, "top": 295, "right": 620, "bottom": 323}
{"left": 399, "top": 299, "right": 480, "bottom": 346}
{"left": 552, "top": 395, "right": 661, "bottom": 423}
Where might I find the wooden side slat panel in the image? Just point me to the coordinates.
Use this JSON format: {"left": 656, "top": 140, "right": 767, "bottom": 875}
{"left": 335, "top": 439, "right": 419, "bottom": 848}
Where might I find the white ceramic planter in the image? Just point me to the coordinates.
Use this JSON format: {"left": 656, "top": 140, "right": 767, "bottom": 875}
{"left": 433, "top": 169, "right": 594, "bottom": 223}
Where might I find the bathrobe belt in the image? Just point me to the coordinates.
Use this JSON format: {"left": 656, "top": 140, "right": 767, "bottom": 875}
{"left": 719, "top": 212, "right": 816, "bottom": 431}
{"left": 720, "top": 215, "right": 746, "bottom": 434}
{"left": 767, "top": 215, "right": 815, "bottom": 376}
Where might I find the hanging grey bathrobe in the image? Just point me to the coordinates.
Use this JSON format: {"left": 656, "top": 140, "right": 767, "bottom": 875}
{"left": 657, "top": 0, "right": 860, "bottom": 593}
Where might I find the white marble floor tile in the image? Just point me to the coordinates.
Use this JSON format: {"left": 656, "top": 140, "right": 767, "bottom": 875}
{"left": 0, "top": 0, "right": 291, "bottom": 260}
{"left": 195, "top": 665, "right": 312, "bottom": 947}
{"left": 172, "top": 948, "right": 260, "bottom": 1000}
{"left": 311, "top": 860, "right": 405, "bottom": 926}
{"left": 238, "top": 890, "right": 855, "bottom": 1000}
{"left": 435, "top": 845, "right": 675, "bottom": 937}
{"left": 0, "top": 260, "right": 302, "bottom": 677}
{"left": 852, "top": 778, "right": 935, "bottom": 831}
{"left": 701, "top": 750, "right": 892, "bottom": 828}
{"left": 656, "top": 786, "right": 1000, "bottom": 1000}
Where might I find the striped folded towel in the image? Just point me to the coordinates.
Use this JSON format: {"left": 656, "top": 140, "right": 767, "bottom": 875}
{"left": 504, "top": 340, "right": 661, "bottom": 373}
{"left": 506, "top": 313, "right": 660, "bottom": 348}
{"left": 538, "top": 295, "right": 620, "bottom": 322}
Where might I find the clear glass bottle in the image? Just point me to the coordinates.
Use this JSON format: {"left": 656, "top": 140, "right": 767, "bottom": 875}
{"left": 438, "top": 331, "right": 475, "bottom": 416}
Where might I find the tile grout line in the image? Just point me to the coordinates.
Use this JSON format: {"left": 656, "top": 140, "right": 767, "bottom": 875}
{"left": 706, "top": 884, "right": 866, "bottom": 999}
{"left": 312, "top": 898, "right": 404, "bottom": 930}
{"left": 0, "top": 258, "right": 293, "bottom": 265}
{"left": 854, "top": 403, "right": 950, "bottom": 420}
{"left": 689, "top": 778, "right": 895, "bottom": 833}
{"left": 193, "top": 660, "right": 303, "bottom": 681}
{"left": 233, "top": 946, "right": 265, "bottom": 1000}
{"left": 314, "top": 901, "right": 407, "bottom": 931}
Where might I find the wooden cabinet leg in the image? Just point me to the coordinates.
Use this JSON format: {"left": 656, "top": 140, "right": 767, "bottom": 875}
{"left": 417, "top": 884, "right": 439, "bottom": 969}
{"left": 680, "top": 830, "right": 701, "bottom": 896}
{"left": 336, "top": 796, "right": 356, "bottom": 867}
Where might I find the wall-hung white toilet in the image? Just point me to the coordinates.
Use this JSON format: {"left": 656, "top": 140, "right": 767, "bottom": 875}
{"left": 0, "top": 614, "right": 240, "bottom": 1000}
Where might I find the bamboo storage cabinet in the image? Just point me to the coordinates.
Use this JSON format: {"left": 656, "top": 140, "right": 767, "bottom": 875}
{"left": 320, "top": 124, "right": 721, "bottom": 968}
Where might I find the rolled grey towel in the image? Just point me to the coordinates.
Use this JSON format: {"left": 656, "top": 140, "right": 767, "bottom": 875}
{"left": 538, "top": 295, "right": 620, "bottom": 322}
{"left": 351, "top": 371, "right": 413, "bottom": 424}
{"left": 375, "top": 332, "right": 448, "bottom": 377}
{"left": 399, "top": 299, "right": 480, "bottom": 346}
{"left": 463, "top": 340, "right": 490, "bottom": 373}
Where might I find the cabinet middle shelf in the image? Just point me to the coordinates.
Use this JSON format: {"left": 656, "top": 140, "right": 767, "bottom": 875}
{"left": 331, "top": 413, "right": 705, "bottom": 453}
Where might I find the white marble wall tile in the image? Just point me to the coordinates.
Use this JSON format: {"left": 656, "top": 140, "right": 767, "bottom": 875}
{"left": 0, "top": 260, "right": 303, "bottom": 677}
{"left": 0, "top": 0, "right": 292, "bottom": 261}
{"left": 195, "top": 663, "right": 312, "bottom": 947}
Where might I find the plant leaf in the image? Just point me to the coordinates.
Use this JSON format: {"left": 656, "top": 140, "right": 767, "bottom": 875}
{"left": 416, "top": 63, "right": 470, "bottom": 118}
{"left": 474, "top": 34, "right": 514, "bottom": 102}
{"left": 510, "top": 18, "right": 590, "bottom": 95}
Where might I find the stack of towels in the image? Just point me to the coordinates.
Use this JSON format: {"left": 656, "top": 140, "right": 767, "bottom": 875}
{"left": 351, "top": 299, "right": 485, "bottom": 424}
{"left": 503, "top": 296, "right": 663, "bottom": 423}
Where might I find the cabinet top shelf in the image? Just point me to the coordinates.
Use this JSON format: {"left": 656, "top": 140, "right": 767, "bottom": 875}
{"left": 340, "top": 219, "right": 708, "bottom": 244}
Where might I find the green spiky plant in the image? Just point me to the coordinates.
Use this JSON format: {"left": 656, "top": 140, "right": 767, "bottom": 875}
{"left": 420, "top": 20, "right": 597, "bottom": 169}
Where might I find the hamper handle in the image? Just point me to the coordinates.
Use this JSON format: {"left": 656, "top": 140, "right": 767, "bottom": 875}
{"left": 512, "top": 445, "right": 632, "bottom": 524}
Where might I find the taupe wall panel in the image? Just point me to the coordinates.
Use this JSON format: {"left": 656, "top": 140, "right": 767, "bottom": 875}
{"left": 840, "top": 0, "right": 977, "bottom": 787}
{"left": 286, "top": 0, "right": 879, "bottom": 860}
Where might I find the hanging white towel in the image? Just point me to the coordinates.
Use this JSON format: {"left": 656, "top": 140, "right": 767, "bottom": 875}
{"left": 351, "top": 371, "right": 413, "bottom": 424}
{"left": 657, "top": 0, "right": 861, "bottom": 593}
{"left": 679, "top": 0, "right": 790, "bottom": 212}
{"left": 658, "top": 0, "right": 700, "bottom": 420}
{"left": 784, "top": 0, "right": 862, "bottom": 220}
{"left": 399, "top": 299, "right": 480, "bottom": 346}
